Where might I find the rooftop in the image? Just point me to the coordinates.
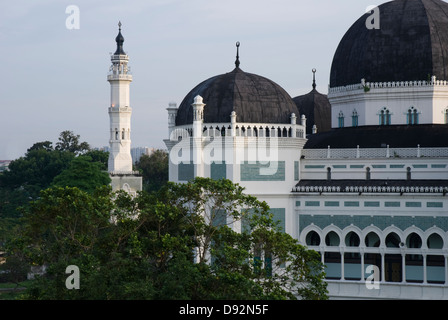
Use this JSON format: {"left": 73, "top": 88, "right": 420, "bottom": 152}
{"left": 304, "top": 125, "right": 448, "bottom": 149}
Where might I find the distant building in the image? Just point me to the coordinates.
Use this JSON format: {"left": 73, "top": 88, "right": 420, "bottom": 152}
{"left": 0, "top": 160, "right": 12, "bottom": 172}
{"left": 131, "top": 147, "right": 155, "bottom": 165}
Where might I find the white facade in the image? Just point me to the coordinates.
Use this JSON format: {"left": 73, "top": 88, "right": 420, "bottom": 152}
{"left": 296, "top": 147, "right": 448, "bottom": 299}
{"left": 164, "top": 84, "right": 448, "bottom": 300}
{"left": 329, "top": 77, "right": 448, "bottom": 128}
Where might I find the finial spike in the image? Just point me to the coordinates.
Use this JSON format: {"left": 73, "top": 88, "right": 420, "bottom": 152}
{"left": 312, "top": 68, "right": 317, "bottom": 90}
{"left": 235, "top": 41, "right": 240, "bottom": 68}
{"left": 114, "top": 21, "right": 125, "bottom": 55}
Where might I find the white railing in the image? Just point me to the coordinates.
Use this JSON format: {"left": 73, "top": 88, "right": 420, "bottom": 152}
{"left": 293, "top": 185, "right": 448, "bottom": 193}
{"left": 107, "top": 74, "right": 132, "bottom": 81}
{"left": 109, "top": 170, "right": 140, "bottom": 176}
{"left": 110, "top": 54, "right": 129, "bottom": 60}
{"left": 172, "top": 122, "right": 305, "bottom": 139}
{"left": 301, "top": 146, "right": 448, "bottom": 159}
{"left": 329, "top": 77, "right": 448, "bottom": 94}
{"left": 329, "top": 83, "right": 364, "bottom": 93}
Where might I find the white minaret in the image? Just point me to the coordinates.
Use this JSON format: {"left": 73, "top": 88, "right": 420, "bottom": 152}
{"left": 108, "top": 21, "right": 133, "bottom": 173}
{"left": 107, "top": 22, "right": 141, "bottom": 194}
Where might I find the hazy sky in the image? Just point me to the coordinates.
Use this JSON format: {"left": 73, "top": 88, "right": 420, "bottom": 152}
{"left": 1, "top": 0, "right": 379, "bottom": 160}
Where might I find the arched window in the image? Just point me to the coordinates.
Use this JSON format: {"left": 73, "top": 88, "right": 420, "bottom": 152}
{"left": 338, "top": 111, "right": 345, "bottom": 128}
{"left": 325, "top": 231, "right": 340, "bottom": 246}
{"left": 352, "top": 110, "right": 359, "bottom": 127}
{"left": 306, "top": 231, "right": 321, "bottom": 246}
{"left": 365, "top": 232, "right": 381, "bottom": 247}
{"left": 406, "top": 233, "right": 422, "bottom": 248}
{"left": 345, "top": 232, "right": 360, "bottom": 247}
{"left": 407, "top": 106, "right": 419, "bottom": 125}
{"left": 386, "top": 232, "right": 401, "bottom": 248}
{"left": 327, "top": 167, "right": 331, "bottom": 181}
{"left": 379, "top": 107, "right": 391, "bottom": 125}
{"left": 444, "top": 108, "right": 448, "bottom": 124}
{"left": 427, "top": 233, "right": 444, "bottom": 249}
{"left": 366, "top": 167, "right": 371, "bottom": 180}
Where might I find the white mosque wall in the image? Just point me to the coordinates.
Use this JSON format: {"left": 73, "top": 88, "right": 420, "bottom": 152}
{"left": 329, "top": 79, "right": 448, "bottom": 128}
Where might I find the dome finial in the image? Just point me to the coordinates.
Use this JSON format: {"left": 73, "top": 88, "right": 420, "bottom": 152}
{"left": 312, "top": 68, "right": 317, "bottom": 90}
{"left": 235, "top": 41, "right": 240, "bottom": 68}
{"left": 114, "top": 21, "right": 125, "bottom": 55}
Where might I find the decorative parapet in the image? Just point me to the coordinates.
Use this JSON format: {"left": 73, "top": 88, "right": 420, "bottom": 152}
{"left": 170, "top": 122, "right": 306, "bottom": 140}
{"left": 293, "top": 184, "right": 448, "bottom": 194}
{"left": 107, "top": 74, "right": 133, "bottom": 81}
{"left": 329, "top": 77, "right": 448, "bottom": 94}
{"left": 109, "top": 170, "right": 141, "bottom": 176}
{"left": 301, "top": 146, "right": 448, "bottom": 159}
{"left": 110, "top": 54, "right": 129, "bottom": 61}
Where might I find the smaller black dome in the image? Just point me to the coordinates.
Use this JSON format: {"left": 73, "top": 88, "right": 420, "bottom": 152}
{"left": 175, "top": 67, "right": 299, "bottom": 126}
{"left": 293, "top": 71, "right": 331, "bottom": 134}
{"left": 293, "top": 88, "right": 331, "bottom": 134}
{"left": 114, "top": 23, "right": 125, "bottom": 55}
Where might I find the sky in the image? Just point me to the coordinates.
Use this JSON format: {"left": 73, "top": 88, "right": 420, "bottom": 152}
{"left": 1, "top": 0, "right": 379, "bottom": 160}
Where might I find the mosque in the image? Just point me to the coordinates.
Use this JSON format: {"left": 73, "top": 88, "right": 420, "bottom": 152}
{"left": 107, "top": 0, "right": 448, "bottom": 299}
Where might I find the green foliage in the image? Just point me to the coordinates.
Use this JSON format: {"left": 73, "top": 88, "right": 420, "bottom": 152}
{"left": 51, "top": 156, "right": 111, "bottom": 193}
{"left": 11, "top": 178, "right": 327, "bottom": 300}
{"left": 134, "top": 149, "right": 168, "bottom": 192}
{"left": 0, "top": 132, "right": 109, "bottom": 250}
{"left": 0, "top": 144, "right": 74, "bottom": 199}
{"left": 55, "top": 130, "right": 90, "bottom": 155}
{"left": 84, "top": 149, "right": 109, "bottom": 171}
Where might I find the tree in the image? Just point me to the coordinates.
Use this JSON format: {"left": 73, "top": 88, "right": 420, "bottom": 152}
{"left": 14, "top": 178, "right": 327, "bottom": 300}
{"left": 15, "top": 186, "right": 117, "bottom": 299}
{"left": 55, "top": 130, "right": 90, "bottom": 155}
{"left": 155, "top": 178, "right": 328, "bottom": 299}
{"left": 26, "top": 141, "right": 54, "bottom": 153}
{"left": 134, "top": 149, "right": 168, "bottom": 192}
{"left": 83, "top": 149, "right": 109, "bottom": 171}
{"left": 51, "top": 156, "right": 111, "bottom": 193}
{"left": 0, "top": 143, "right": 74, "bottom": 196}
{"left": 0, "top": 132, "right": 102, "bottom": 261}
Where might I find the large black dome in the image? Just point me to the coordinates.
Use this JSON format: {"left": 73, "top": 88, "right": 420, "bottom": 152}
{"left": 175, "top": 67, "right": 298, "bottom": 126}
{"left": 330, "top": 0, "right": 448, "bottom": 88}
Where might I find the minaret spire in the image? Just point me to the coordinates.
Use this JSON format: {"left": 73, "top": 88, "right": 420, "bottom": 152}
{"left": 114, "top": 21, "right": 125, "bottom": 55}
{"left": 312, "top": 68, "right": 317, "bottom": 90}
{"left": 235, "top": 41, "right": 240, "bottom": 68}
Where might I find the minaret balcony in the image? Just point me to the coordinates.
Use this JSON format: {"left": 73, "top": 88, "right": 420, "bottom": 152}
{"left": 110, "top": 54, "right": 129, "bottom": 61}
{"left": 107, "top": 73, "right": 132, "bottom": 81}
